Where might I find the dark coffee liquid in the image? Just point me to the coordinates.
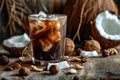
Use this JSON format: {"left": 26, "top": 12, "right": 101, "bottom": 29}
{"left": 29, "top": 19, "right": 64, "bottom": 61}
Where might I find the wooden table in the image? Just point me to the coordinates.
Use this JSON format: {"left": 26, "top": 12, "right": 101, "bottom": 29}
{"left": 0, "top": 46, "right": 120, "bottom": 80}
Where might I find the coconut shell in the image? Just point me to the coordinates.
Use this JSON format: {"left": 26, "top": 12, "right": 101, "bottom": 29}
{"left": 91, "top": 21, "right": 120, "bottom": 48}
{"left": 63, "top": 0, "right": 118, "bottom": 41}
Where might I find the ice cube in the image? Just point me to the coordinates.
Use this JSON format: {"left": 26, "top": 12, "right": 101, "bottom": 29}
{"left": 29, "top": 14, "right": 40, "bottom": 21}
{"left": 47, "top": 20, "right": 60, "bottom": 30}
{"left": 29, "top": 11, "right": 47, "bottom": 21}
{"left": 39, "top": 38, "right": 53, "bottom": 52}
{"left": 56, "top": 21, "right": 61, "bottom": 30}
{"left": 53, "top": 20, "right": 60, "bottom": 30}
{"left": 38, "top": 11, "right": 47, "bottom": 17}
{"left": 30, "top": 21, "right": 46, "bottom": 36}
{"left": 48, "top": 31, "right": 61, "bottom": 42}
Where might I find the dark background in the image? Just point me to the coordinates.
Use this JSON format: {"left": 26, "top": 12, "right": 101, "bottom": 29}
{"left": 0, "top": 0, "right": 119, "bottom": 43}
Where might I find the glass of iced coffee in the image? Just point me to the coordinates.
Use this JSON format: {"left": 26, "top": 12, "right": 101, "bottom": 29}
{"left": 28, "top": 13, "right": 67, "bottom": 61}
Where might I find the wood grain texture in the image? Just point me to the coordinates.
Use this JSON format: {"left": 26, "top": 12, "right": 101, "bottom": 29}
{"left": 0, "top": 46, "right": 120, "bottom": 80}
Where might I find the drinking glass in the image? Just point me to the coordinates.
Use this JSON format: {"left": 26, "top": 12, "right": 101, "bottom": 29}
{"left": 28, "top": 14, "right": 67, "bottom": 61}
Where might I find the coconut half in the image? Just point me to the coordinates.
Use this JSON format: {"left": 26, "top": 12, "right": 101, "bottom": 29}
{"left": 2, "top": 33, "right": 31, "bottom": 56}
{"left": 91, "top": 10, "right": 120, "bottom": 48}
{"left": 3, "top": 33, "right": 30, "bottom": 48}
{"left": 96, "top": 10, "right": 120, "bottom": 40}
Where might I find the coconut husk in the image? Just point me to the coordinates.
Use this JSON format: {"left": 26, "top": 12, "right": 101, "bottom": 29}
{"left": 0, "top": 0, "right": 31, "bottom": 36}
{"left": 63, "top": 0, "right": 119, "bottom": 48}
{"left": 63, "top": 0, "right": 118, "bottom": 41}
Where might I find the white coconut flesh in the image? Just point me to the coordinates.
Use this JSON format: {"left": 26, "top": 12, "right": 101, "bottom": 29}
{"left": 95, "top": 10, "right": 120, "bottom": 40}
{"left": 3, "top": 33, "right": 30, "bottom": 48}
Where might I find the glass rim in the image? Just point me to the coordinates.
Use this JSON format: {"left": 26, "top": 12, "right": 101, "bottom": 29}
{"left": 28, "top": 14, "right": 67, "bottom": 20}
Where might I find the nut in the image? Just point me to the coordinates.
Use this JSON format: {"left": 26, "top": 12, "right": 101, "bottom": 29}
{"left": 70, "top": 57, "right": 81, "bottom": 62}
{"left": 75, "top": 64, "right": 84, "bottom": 70}
{"left": 4, "top": 63, "right": 21, "bottom": 71}
{"left": 76, "top": 48, "right": 82, "bottom": 56}
{"left": 108, "top": 48, "right": 118, "bottom": 55}
{"left": 0, "top": 55, "right": 9, "bottom": 65}
{"left": 19, "top": 67, "right": 31, "bottom": 76}
{"left": 30, "top": 65, "right": 43, "bottom": 72}
{"left": 84, "top": 40, "right": 101, "bottom": 53}
{"left": 49, "top": 65, "right": 59, "bottom": 75}
{"left": 65, "top": 37, "right": 75, "bottom": 55}
{"left": 102, "top": 49, "right": 110, "bottom": 57}
{"left": 13, "top": 63, "right": 21, "bottom": 69}
{"left": 64, "top": 56, "right": 69, "bottom": 60}
{"left": 113, "top": 48, "right": 118, "bottom": 54}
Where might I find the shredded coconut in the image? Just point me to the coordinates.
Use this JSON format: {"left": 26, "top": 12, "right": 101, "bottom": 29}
{"left": 80, "top": 51, "right": 99, "bottom": 57}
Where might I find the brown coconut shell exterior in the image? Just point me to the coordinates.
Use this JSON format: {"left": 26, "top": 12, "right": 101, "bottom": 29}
{"left": 63, "top": 0, "right": 118, "bottom": 41}
{"left": 3, "top": 42, "right": 32, "bottom": 57}
{"left": 91, "top": 21, "right": 120, "bottom": 48}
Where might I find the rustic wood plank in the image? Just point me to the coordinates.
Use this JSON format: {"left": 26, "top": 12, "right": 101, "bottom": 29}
{"left": 0, "top": 45, "right": 120, "bottom": 80}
